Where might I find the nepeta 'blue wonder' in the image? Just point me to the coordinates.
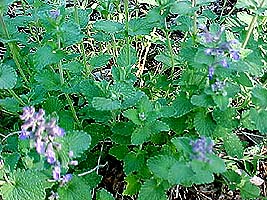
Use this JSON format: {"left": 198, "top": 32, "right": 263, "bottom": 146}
{"left": 191, "top": 137, "right": 214, "bottom": 162}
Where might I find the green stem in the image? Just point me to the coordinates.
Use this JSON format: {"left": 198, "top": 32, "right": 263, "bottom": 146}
{"left": 65, "top": 93, "right": 82, "bottom": 129}
{"left": 0, "top": 15, "right": 29, "bottom": 84}
{"left": 124, "top": 0, "right": 131, "bottom": 69}
{"left": 192, "top": 0, "right": 197, "bottom": 36}
{"left": 7, "top": 89, "right": 26, "bottom": 106}
{"left": 164, "top": 29, "right": 175, "bottom": 79}
{"left": 242, "top": 0, "right": 265, "bottom": 49}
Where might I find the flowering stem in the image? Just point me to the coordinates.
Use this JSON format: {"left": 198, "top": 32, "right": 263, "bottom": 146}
{"left": 0, "top": 14, "right": 29, "bottom": 85}
{"left": 242, "top": 0, "right": 265, "bottom": 49}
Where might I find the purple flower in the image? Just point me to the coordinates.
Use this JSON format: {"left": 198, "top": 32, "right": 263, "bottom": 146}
{"left": 46, "top": 143, "right": 56, "bottom": 164}
{"left": 53, "top": 165, "right": 61, "bottom": 180}
{"left": 205, "top": 48, "right": 213, "bottom": 55}
{"left": 211, "top": 79, "right": 226, "bottom": 92}
{"left": 61, "top": 174, "right": 72, "bottom": 185}
{"left": 221, "top": 58, "right": 229, "bottom": 68}
{"left": 35, "top": 138, "right": 45, "bottom": 154}
{"left": 208, "top": 67, "right": 214, "bottom": 80}
{"left": 230, "top": 50, "right": 240, "bottom": 60}
{"left": 69, "top": 160, "right": 78, "bottom": 166}
{"left": 20, "top": 106, "right": 35, "bottom": 121}
{"left": 191, "top": 137, "right": 214, "bottom": 162}
{"left": 68, "top": 151, "right": 74, "bottom": 158}
{"left": 19, "top": 130, "right": 31, "bottom": 140}
{"left": 50, "top": 10, "right": 60, "bottom": 19}
{"left": 51, "top": 126, "right": 65, "bottom": 137}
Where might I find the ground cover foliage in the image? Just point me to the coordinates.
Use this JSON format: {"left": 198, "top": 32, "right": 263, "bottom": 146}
{"left": 0, "top": 0, "right": 267, "bottom": 199}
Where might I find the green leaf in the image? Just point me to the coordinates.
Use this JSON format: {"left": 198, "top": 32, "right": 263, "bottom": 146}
{"left": 63, "top": 61, "right": 83, "bottom": 74}
{"left": 162, "top": 116, "right": 187, "bottom": 135}
{"left": 42, "top": 96, "right": 64, "bottom": 114}
{"left": 89, "top": 53, "right": 112, "bottom": 69}
{"left": 138, "top": 179, "right": 168, "bottom": 200}
{"left": 212, "top": 108, "right": 239, "bottom": 130}
{"left": 0, "top": 97, "right": 21, "bottom": 112}
{"left": 123, "top": 109, "right": 142, "bottom": 125}
{"left": 92, "top": 97, "right": 121, "bottom": 111}
{"left": 212, "top": 94, "right": 229, "bottom": 111}
{"left": 58, "top": 175, "right": 92, "bottom": 200}
{"left": 168, "top": 162, "right": 194, "bottom": 185}
{"left": 128, "top": 17, "right": 154, "bottom": 36}
{"left": 96, "top": 189, "right": 114, "bottom": 200}
{"left": 3, "top": 153, "right": 20, "bottom": 172}
{"left": 123, "top": 174, "right": 141, "bottom": 195}
{"left": 123, "top": 151, "right": 145, "bottom": 175}
{"left": 171, "top": 1, "right": 196, "bottom": 15}
{"left": 252, "top": 86, "right": 267, "bottom": 108}
{"left": 0, "top": 170, "right": 49, "bottom": 200}
{"left": 194, "top": 111, "right": 216, "bottom": 136}
{"left": 173, "top": 93, "right": 194, "bottom": 117}
{"left": 35, "top": 70, "right": 61, "bottom": 91}
{"left": 60, "top": 21, "right": 85, "bottom": 47}
{"left": 109, "top": 144, "right": 129, "bottom": 160}
{"left": 57, "top": 130, "right": 91, "bottom": 168}
{"left": 194, "top": 48, "right": 214, "bottom": 65}
{"left": 111, "top": 122, "right": 134, "bottom": 144}
{"left": 191, "top": 94, "right": 214, "bottom": 107}
{"left": 58, "top": 111, "right": 75, "bottom": 131}
{"left": 33, "top": 45, "right": 65, "bottom": 71}
{"left": 94, "top": 20, "right": 124, "bottom": 33}
{"left": 236, "top": 72, "right": 253, "bottom": 87}
{"left": 224, "top": 133, "right": 244, "bottom": 158}
{"left": 147, "top": 155, "right": 177, "bottom": 179}
{"left": 117, "top": 45, "right": 137, "bottom": 69}
{"left": 250, "top": 108, "right": 267, "bottom": 133}
{"left": 208, "top": 154, "right": 226, "bottom": 173}
{"left": 0, "top": 64, "right": 17, "bottom": 89}
{"left": 239, "top": 181, "right": 260, "bottom": 199}
{"left": 76, "top": 8, "right": 92, "bottom": 28}
{"left": 190, "top": 160, "right": 215, "bottom": 185}
{"left": 79, "top": 80, "right": 103, "bottom": 101}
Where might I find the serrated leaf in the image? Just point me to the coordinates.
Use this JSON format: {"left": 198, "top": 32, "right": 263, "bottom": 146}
{"left": 80, "top": 105, "right": 113, "bottom": 123}
{"left": 123, "top": 151, "right": 145, "bottom": 175}
{"left": 212, "top": 94, "right": 229, "bottom": 110}
{"left": 171, "top": 137, "right": 192, "bottom": 156}
{"left": 60, "top": 21, "right": 85, "bottom": 47}
{"left": 168, "top": 162, "right": 194, "bottom": 185}
{"left": 42, "top": 96, "right": 64, "bottom": 114}
{"left": 147, "top": 155, "right": 177, "bottom": 179}
{"left": 58, "top": 175, "right": 92, "bottom": 200}
{"left": 33, "top": 45, "right": 65, "bottom": 70}
{"left": 123, "top": 174, "right": 141, "bottom": 195}
{"left": 162, "top": 116, "right": 187, "bottom": 135}
{"left": 96, "top": 189, "right": 114, "bottom": 200}
{"left": 58, "top": 111, "right": 75, "bottom": 131}
{"left": 117, "top": 45, "right": 137, "bottom": 69}
{"left": 138, "top": 179, "right": 168, "bottom": 200}
{"left": 250, "top": 108, "right": 267, "bottom": 133}
{"left": 0, "top": 170, "right": 49, "bottom": 200}
{"left": 94, "top": 20, "right": 124, "bottom": 33}
{"left": 92, "top": 97, "right": 121, "bottom": 111}
{"left": 79, "top": 80, "right": 103, "bottom": 101}
{"left": 128, "top": 17, "right": 154, "bottom": 36}
{"left": 109, "top": 144, "right": 128, "bottom": 160}
{"left": 239, "top": 181, "right": 260, "bottom": 199}
{"left": 35, "top": 70, "right": 61, "bottom": 91}
{"left": 110, "top": 122, "right": 134, "bottom": 144}
{"left": 123, "top": 109, "right": 142, "bottom": 125}
{"left": 0, "top": 64, "right": 17, "bottom": 89}
{"left": 57, "top": 130, "right": 91, "bottom": 168}
{"left": 171, "top": 1, "right": 196, "bottom": 15}
{"left": 0, "top": 97, "right": 21, "bottom": 112}
{"left": 194, "top": 111, "right": 216, "bottom": 136}
{"left": 89, "top": 53, "right": 112, "bottom": 69}
{"left": 3, "top": 153, "right": 20, "bottom": 172}
{"left": 173, "top": 93, "right": 194, "bottom": 117}
{"left": 252, "top": 86, "right": 267, "bottom": 108}
{"left": 190, "top": 160, "right": 214, "bottom": 184}
{"left": 208, "top": 154, "right": 226, "bottom": 173}
{"left": 191, "top": 94, "right": 214, "bottom": 107}
{"left": 212, "top": 108, "right": 239, "bottom": 130}
{"left": 223, "top": 132, "right": 244, "bottom": 158}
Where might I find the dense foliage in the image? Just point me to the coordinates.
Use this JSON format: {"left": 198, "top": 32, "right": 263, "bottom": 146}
{"left": 0, "top": 0, "right": 267, "bottom": 199}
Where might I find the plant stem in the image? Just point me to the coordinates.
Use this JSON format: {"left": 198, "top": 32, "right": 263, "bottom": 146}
{"left": 7, "top": 89, "right": 26, "bottom": 106}
{"left": 65, "top": 93, "right": 82, "bottom": 129}
{"left": 124, "top": 0, "right": 131, "bottom": 69}
{"left": 0, "top": 15, "right": 29, "bottom": 84}
{"left": 192, "top": 0, "right": 197, "bottom": 36}
{"left": 164, "top": 29, "right": 175, "bottom": 80}
{"left": 242, "top": 0, "right": 265, "bottom": 49}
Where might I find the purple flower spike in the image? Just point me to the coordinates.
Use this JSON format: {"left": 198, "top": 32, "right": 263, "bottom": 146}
{"left": 221, "top": 58, "right": 229, "bottom": 68}
{"left": 35, "top": 138, "right": 45, "bottom": 154}
{"left": 208, "top": 67, "right": 215, "bottom": 80}
{"left": 53, "top": 165, "right": 61, "bottom": 180}
{"left": 69, "top": 160, "right": 78, "bottom": 166}
{"left": 52, "top": 126, "right": 65, "bottom": 137}
{"left": 46, "top": 143, "right": 56, "bottom": 164}
{"left": 205, "top": 48, "right": 213, "bottom": 55}
{"left": 191, "top": 136, "right": 214, "bottom": 162}
{"left": 61, "top": 174, "right": 72, "bottom": 185}
{"left": 68, "top": 151, "right": 74, "bottom": 158}
{"left": 19, "top": 130, "right": 31, "bottom": 140}
{"left": 230, "top": 50, "right": 240, "bottom": 60}
{"left": 20, "top": 106, "right": 35, "bottom": 121}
